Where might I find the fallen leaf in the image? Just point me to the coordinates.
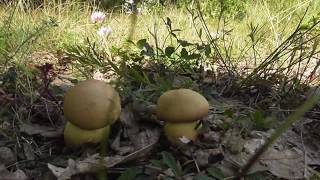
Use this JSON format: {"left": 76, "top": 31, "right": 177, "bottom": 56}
{"left": 0, "top": 147, "right": 16, "bottom": 165}
{"left": 120, "top": 106, "right": 138, "bottom": 132}
{"left": 0, "top": 164, "right": 28, "bottom": 180}
{"left": 179, "top": 136, "right": 191, "bottom": 144}
{"left": 51, "top": 77, "right": 74, "bottom": 92}
{"left": 223, "top": 133, "right": 313, "bottom": 179}
{"left": 201, "top": 131, "right": 221, "bottom": 143}
{"left": 120, "top": 105, "right": 160, "bottom": 150}
{"left": 110, "top": 129, "right": 135, "bottom": 155}
{"left": 161, "top": 151, "right": 183, "bottom": 177}
{"left": 272, "top": 126, "right": 320, "bottom": 178}
{"left": 23, "top": 143, "right": 35, "bottom": 161}
{"left": 20, "top": 123, "right": 63, "bottom": 138}
{"left": 243, "top": 138, "right": 266, "bottom": 154}
{"left": 172, "top": 75, "right": 198, "bottom": 90}
{"left": 48, "top": 142, "right": 157, "bottom": 180}
{"left": 117, "top": 166, "right": 143, "bottom": 180}
{"left": 220, "top": 151, "right": 268, "bottom": 177}
{"left": 131, "top": 128, "right": 160, "bottom": 150}
{"left": 195, "top": 148, "right": 224, "bottom": 167}
{"left": 260, "top": 147, "right": 306, "bottom": 179}
{"left": 206, "top": 166, "right": 226, "bottom": 180}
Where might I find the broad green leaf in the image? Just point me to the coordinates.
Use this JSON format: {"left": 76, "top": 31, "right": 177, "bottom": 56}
{"left": 117, "top": 167, "right": 142, "bottom": 180}
{"left": 205, "top": 45, "right": 211, "bottom": 56}
{"left": 251, "top": 111, "right": 263, "bottom": 122}
{"left": 177, "top": 40, "right": 192, "bottom": 47}
{"left": 224, "top": 108, "right": 234, "bottom": 118}
{"left": 136, "top": 39, "right": 147, "bottom": 49}
{"left": 166, "top": 17, "right": 172, "bottom": 28}
{"left": 207, "top": 166, "right": 225, "bottom": 180}
{"left": 161, "top": 151, "right": 182, "bottom": 177}
{"left": 150, "top": 159, "right": 166, "bottom": 169}
{"left": 245, "top": 171, "right": 269, "bottom": 180}
{"left": 165, "top": 46, "right": 175, "bottom": 57}
{"left": 180, "top": 48, "right": 188, "bottom": 59}
{"left": 188, "top": 53, "right": 201, "bottom": 59}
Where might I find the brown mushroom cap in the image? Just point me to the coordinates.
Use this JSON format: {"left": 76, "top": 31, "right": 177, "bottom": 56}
{"left": 64, "top": 121, "right": 110, "bottom": 146}
{"left": 63, "top": 79, "right": 121, "bottom": 130}
{"left": 156, "top": 89, "right": 209, "bottom": 123}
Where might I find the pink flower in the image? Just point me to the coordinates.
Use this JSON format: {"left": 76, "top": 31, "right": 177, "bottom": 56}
{"left": 91, "top": 11, "right": 106, "bottom": 23}
{"left": 97, "top": 26, "right": 112, "bottom": 37}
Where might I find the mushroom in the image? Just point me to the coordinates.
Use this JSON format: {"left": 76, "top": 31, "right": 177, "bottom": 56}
{"left": 63, "top": 121, "right": 111, "bottom": 146}
{"left": 63, "top": 79, "right": 121, "bottom": 146}
{"left": 156, "top": 89, "right": 209, "bottom": 145}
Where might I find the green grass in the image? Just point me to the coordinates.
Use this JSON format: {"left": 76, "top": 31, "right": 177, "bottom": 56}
{"left": 1, "top": 0, "right": 319, "bottom": 109}
{"left": 1, "top": 0, "right": 319, "bottom": 104}
{"left": 1, "top": 0, "right": 318, "bottom": 58}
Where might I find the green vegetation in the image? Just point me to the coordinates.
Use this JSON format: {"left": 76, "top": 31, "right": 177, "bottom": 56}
{"left": 1, "top": 0, "right": 320, "bottom": 179}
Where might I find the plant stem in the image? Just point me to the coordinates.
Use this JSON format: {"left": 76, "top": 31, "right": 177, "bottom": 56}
{"left": 237, "top": 93, "right": 320, "bottom": 178}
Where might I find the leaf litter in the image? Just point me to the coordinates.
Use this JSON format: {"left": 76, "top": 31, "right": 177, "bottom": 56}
{"left": 1, "top": 52, "right": 320, "bottom": 179}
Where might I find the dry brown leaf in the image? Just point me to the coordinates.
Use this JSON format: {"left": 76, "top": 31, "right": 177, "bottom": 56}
{"left": 120, "top": 105, "right": 160, "bottom": 150}
{"left": 51, "top": 77, "right": 74, "bottom": 92}
{"left": 194, "top": 148, "right": 223, "bottom": 167}
{"left": 260, "top": 148, "right": 307, "bottom": 179}
{"left": 201, "top": 131, "right": 221, "bottom": 143}
{"left": 48, "top": 142, "right": 157, "bottom": 180}
{"left": 231, "top": 133, "right": 312, "bottom": 179}
{"left": 273, "top": 127, "right": 320, "bottom": 177}
{"left": 220, "top": 151, "right": 268, "bottom": 177}
{"left": 131, "top": 128, "right": 160, "bottom": 150}
{"left": 20, "top": 123, "right": 63, "bottom": 138}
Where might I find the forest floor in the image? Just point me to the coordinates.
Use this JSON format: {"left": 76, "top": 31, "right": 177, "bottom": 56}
{"left": 1, "top": 1, "right": 320, "bottom": 180}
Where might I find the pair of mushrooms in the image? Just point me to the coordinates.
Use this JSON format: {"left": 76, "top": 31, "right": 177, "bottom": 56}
{"left": 63, "top": 79, "right": 209, "bottom": 146}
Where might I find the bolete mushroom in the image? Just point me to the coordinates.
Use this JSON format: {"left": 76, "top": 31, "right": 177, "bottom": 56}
{"left": 64, "top": 121, "right": 111, "bottom": 146}
{"left": 63, "top": 79, "right": 121, "bottom": 146}
{"left": 156, "top": 89, "right": 209, "bottom": 145}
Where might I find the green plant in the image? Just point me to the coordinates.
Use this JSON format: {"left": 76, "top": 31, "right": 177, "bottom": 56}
{"left": 0, "top": 4, "right": 58, "bottom": 68}
{"left": 117, "top": 166, "right": 143, "bottom": 180}
{"left": 150, "top": 151, "right": 184, "bottom": 178}
{"left": 201, "top": 0, "right": 246, "bottom": 20}
{"left": 250, "top": 110, "right": 274, "bottom": 130}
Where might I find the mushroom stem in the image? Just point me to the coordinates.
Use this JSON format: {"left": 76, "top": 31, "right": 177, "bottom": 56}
{"left": 64, "top": 121, "right": 111, "bottom": 147}
{"left": 164, "top": 120, "right": 201, "bottom": 145}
